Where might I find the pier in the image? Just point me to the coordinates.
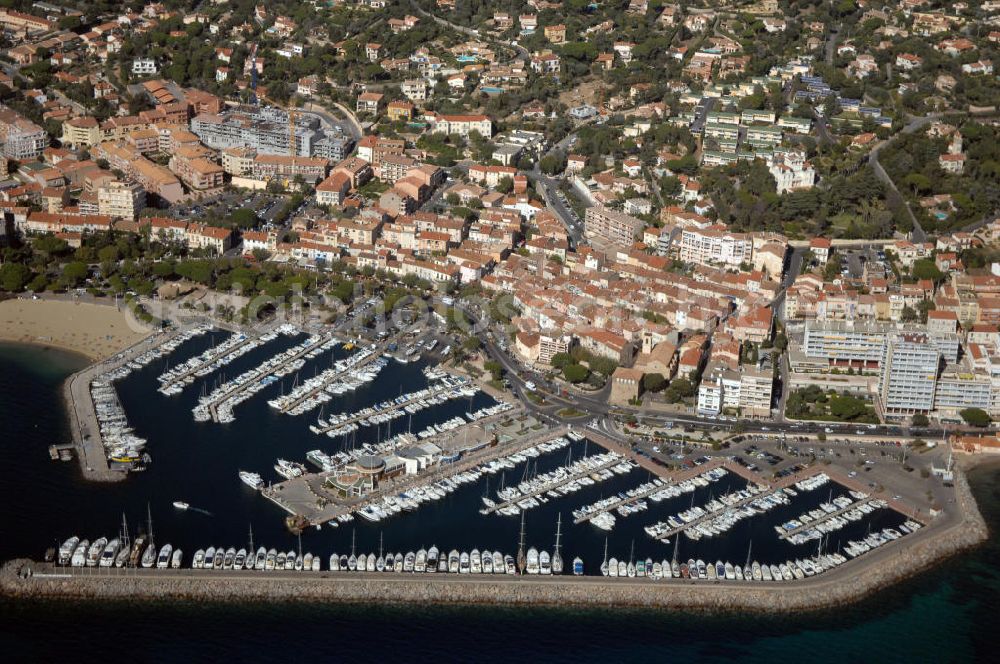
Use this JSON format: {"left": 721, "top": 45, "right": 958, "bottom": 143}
{"left": 481, "top": 454, "right": 625, "bottom": 516}
{"left": 203, "top": 334, "right": 335, "bottom": 422}
{"left": 279, "top": 343, "right": 387, "bottom": 416}
{"left": 64, "top": 327, "right": 187, "bottom": 482}
{"left": 158, "top": 328, "right": 271, "bottom": 393}
{"left": 778, "top": 497, "right": 875, "bottom": 540}
{"left": 572, "top": 479, "right": 671, "bottom": 526}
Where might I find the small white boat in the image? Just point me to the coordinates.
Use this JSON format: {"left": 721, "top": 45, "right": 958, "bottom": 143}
{"left": 173, "top": 501, "right": 190, "bottom": 510}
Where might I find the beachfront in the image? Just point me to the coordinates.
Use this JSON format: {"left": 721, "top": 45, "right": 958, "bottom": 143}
{"left": 0, "top": 298, "right": 150, "bottom": 361}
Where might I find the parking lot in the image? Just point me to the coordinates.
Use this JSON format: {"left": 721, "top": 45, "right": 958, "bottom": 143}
{"left": 836, "top": 246, "right": 891, "bottom": 280}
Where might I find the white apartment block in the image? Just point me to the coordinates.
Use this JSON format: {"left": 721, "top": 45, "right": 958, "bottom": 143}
{"left": 132, "top": 58, "right": 158, "bottom": 75}
{"left": 538, "top": 333, "right": 573, "bottom": 365}
{"left": 678, "top": 227, "right": 752, "bottom": 268}
{"left": 878, "top": 333, "right": 940, "bottom": 415}
{"left": 0, "top": 106, "right": 46, "bottom": 160}
{"left": 401, "top": 79, "right": 428, "bottom": 102}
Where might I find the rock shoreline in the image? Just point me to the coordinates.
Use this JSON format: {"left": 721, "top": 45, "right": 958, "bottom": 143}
{"left": 2, "top": 469, "right": 987, "bottom": 613}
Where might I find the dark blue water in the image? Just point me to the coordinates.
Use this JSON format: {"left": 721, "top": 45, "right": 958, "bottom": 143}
{"left": 1, "top": 342, "right": 999, "bottom": 661}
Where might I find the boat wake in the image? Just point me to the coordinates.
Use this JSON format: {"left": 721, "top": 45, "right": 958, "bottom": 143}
{"left": 189, "top": 507, "right": 213, "bottom": 517}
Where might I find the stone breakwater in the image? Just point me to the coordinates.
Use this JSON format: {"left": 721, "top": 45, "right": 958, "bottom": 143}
{"left": 3, "top": 472, "right": 987, "bottom": 612}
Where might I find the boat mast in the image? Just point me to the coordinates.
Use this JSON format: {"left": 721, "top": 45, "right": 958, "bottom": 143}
{"left": 554, "top": 513, "right": 562, "bottom": 556}
{"left": 671, "top": 532, "right": 680, "bottom": 564}
{"left": 120, "top": 512, "right": 130, "bottom": 560}
{"left": 146, "top": 503, "right": 154, "bottom": 549}
{"left": 516, "top": 511, "right": 527, "bottom": 574}
{"left": 351, "top": 529, "right": 356, "bottom": 557}
{"left": 553, "top": 513, "right": 563, "bottom": 572}
{"left": 745, "top": 539, "right": 752, "bottom": 568}
{"left": 602, "top": 537, "right": 608, "bottom": 567}
{"left": 248, "top": 523, "right": 255, "bottom": 552}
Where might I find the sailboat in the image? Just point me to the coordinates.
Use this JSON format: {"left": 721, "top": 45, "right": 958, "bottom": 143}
{"left": 516, "top": 511, "right": 527, "bottom": 574}
{"left": 114, "top": 513, "right": 131, "bottom": 567}
{"left": 140, "top": 503, "right": 156, "bottom": 568}
{"left": 551, "top": 513, "right": 564, "bottom": 575}
{"left": 600, "top": 537, "right": 609, "bottom": 576}
{"left": 245, "top": 524, "right": 256, "bottom": 570}
{"left": 347, "top": 529, "right": 357, "bottom": 571}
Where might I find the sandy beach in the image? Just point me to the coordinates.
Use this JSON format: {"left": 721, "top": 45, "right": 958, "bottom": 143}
{"left": 0, "top": 298, "right": 150, "bottom": 361}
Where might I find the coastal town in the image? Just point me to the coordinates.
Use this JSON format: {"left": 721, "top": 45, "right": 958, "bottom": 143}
{"left": 0, "top": 0, "right": 998, "bottom": 608}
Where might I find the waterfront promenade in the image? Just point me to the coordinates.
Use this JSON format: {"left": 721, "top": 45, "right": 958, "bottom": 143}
{"left": 2, "top": 467, "right": 986, "bottom": 611}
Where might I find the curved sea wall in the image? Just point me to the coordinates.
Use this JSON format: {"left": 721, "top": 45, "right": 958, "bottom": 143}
{"left": 2, "top": 469, "right": 988, "bottom": 612}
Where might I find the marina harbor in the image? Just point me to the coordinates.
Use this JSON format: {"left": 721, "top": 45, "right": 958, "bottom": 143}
{"left": 23, "top": 314, "right": 986, "bottom": 609}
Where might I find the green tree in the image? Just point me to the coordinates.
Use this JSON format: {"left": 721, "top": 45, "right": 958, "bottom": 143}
{"left": 911, "top": 413, "right": 929, "bottom": 427}
{"left": 911, "top": 259, "right": 944, "bottom": 283}
{"left": 97, "top": 245, "right": 120, "bottom": 263}
{"left": 589, "top": 355, "right": 618, "bottom": 377}
{"left": 665, "top": 377, "right": 694, "bottom": 403}
{"left": 563, "top": 363, "right": 590, "bottom": 383}
{"left": 484, "top": 360, "right": 503, "bottom": 382}
{"left": 550, "top": 352, "right": 575, "bottom": 370}
{"left": 0, "top": 262, "right": 31, "bottom": 291}
{"left": 642, "top": 372, "right": 666, "bottom": 392}
{"left": 61, "top": 261, "right": 89, "bottom": 286}
{"left": 960, "top": 408, "right": 991, "bottom": 427}
{"left": 829, "top": 395, "right": 868, "bottom": 421}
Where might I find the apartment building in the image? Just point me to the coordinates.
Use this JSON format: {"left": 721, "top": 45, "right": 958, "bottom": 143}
{"left": 584, "top": 205, "right": 644, "bottom": 247}
{"left": 678, "top": 226, "right": 752, "bottom": 269}
{"left": 169, "top": 149, "right": 225, "bottom": 190}
{"left": 251, "top": 155, "right": 329, "bottom": 184}
{"left": 878, "top": 333, "right": 940, "bottom": 416}
{"left": 93, "top": 141, "right": 184, "bottom": 204}
{"left": 61, "top": 116, "right": 101, "bottom": 148}
{"left": 401, "top": 79, "right": 428, "bottom": 102}
{"left": 934, "top": 368, "right": 992, "bottom": 415}
{"left": 97, "top": 181, "right": 145, "bottom": 219}
{"left": 431, "top": 114, "right": 493, "bottom": 138}
{"left": 738, "top": 366, "right": 774, "bottom": 418}
{"left": 768, "top": 149, "right": 816, "bottom": 194}
{"left": 0, "top": 106, "right": 47, "bottom": 160}
{"left": 315, "top": 172, "right": 352, "bottom": 207}
{"left": 191, "top": 106, "right": 323, "bottom": 157}
{"left": 538, "top": 333, "right": 573, "bottom": 365}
